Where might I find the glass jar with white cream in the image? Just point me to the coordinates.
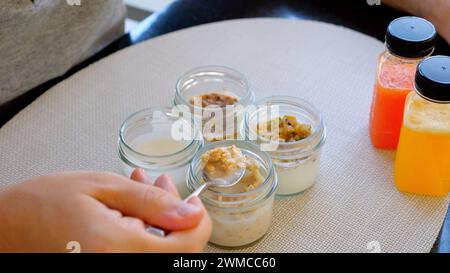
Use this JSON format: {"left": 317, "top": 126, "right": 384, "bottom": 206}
{"left": 118, "top": 107, "right": 203, "bottom": 198}
{"left": 174, "top": 66, "right": 255, "bottom": 142}
{"left": 243, "top": 96, "right": 326, "bottom": 196}
{"left": 187, "top": 140, "right": 277, "bottom": 248}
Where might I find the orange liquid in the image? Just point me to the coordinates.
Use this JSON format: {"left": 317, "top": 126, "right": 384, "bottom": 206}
{"left": 369, "top": 59, "right": 417, "bottom": 149}
{"left": 395, "top": 96, "right": 450, "bottom": 196}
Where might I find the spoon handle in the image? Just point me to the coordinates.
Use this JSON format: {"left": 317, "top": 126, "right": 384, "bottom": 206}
{"left": 184, "top": 183, "right": 210, "bottom": 203}
{"left": 145, "top": 226, "right": 166, "bottom": 237}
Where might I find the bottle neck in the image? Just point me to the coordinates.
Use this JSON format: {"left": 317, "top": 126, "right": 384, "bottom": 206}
{"left": 384, "top": 49, "right": 427, "bottom": 63}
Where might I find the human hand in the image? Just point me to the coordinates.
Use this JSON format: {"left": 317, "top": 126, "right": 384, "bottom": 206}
{"left": 0, "top": 170, "right": 212, "bottom": 252}
{"left": 383, "top": 0, "right": 450, "bottom": 44}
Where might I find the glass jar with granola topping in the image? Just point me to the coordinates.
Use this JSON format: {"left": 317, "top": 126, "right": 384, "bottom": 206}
{"left": 243, "top": 96, "right": 326, "bottom": 196}
{"left": 187, "top": 140, "right": 277, "bottom": 248}
{"left": 174, "top": 66, "right": 255, "bottom": 142}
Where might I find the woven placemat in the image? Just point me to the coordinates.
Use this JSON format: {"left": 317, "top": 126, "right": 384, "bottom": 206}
{"left": 0, "top": 19, "right": 448, "bottom": 253}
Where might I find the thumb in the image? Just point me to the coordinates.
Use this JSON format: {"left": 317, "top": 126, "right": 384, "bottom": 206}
{"left": 93, "top": 175, "right": 204, "bottom": 231}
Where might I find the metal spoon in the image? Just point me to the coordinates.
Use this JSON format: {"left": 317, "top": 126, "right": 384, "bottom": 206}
{"left": 146, "top": 167, "right": 245, "bottom": 237}
{"left": 184, "top": 167, "right": 246, "bottom": 203}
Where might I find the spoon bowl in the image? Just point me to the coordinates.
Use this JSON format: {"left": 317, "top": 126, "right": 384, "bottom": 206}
{"left": 202, "top": 168, "right": 246, "bottom": 188}
{"left": 184, "top": 167, "right": 246, "bottom": 202}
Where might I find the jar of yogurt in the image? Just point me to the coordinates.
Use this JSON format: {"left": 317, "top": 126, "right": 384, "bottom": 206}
{"left": 187, "top": 140, "right": 277, "bottom": 248}
{"left": 243, "top": 96, "right": 326, "bottom": 196}
{"left": 118, "top": 107, "right": 203, "bottom": 198}
{"left": 174, "top": 66, "right": 255, "bottom": 142}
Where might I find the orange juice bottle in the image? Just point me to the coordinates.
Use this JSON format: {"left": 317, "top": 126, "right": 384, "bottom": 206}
{"left": 395, "top": 56, "right": 450, "bottom": 196}
{"left": 370, "top": 17, "right": 436, "bottom": 149}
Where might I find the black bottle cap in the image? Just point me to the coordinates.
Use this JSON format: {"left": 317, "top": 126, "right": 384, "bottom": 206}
{"left": 415, "top": 56, "right": 450, "bottom": 103}
{"left": 386, "top": 17, "right": 437, "bottom": 58}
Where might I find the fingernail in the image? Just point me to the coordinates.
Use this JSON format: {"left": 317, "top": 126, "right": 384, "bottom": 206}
{"left": 137, "top": 169, "right": 151, "bottom": 184}
{"left": 155, "top": 174, "right": 171, "bottom": 191}
{"left": 176, "top": 202, "right": 202, "bottom": 217}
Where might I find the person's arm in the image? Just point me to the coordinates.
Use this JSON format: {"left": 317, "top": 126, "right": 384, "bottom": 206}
{"left": 383, "top": 0, "right": 450, "bottom": 44}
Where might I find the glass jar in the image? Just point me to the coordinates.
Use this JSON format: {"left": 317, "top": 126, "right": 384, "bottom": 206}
{"left": 395, "top": 56, "right": 450, "bottom": 196}
{"left": 187, "top": 140, "right": 277, "bottom": 248}
{"left": 370, "top": 16, "right": 436, "bottom": 149}
{"left": 243, "top": 96, "right": 326, "bottom": 196}
{"left": 174, "top": 66, "right": 255, "bottom": 142}
{"left": 118, "top": 107, "right": 203, "bottom": 198}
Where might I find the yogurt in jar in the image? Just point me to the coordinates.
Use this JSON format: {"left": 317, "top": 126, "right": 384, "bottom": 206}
{"left": 121, "top": 136, "right": 192, "bottom": 197}
{"left": 118, "top": 107, "right": 203, "bottom": 198}
{"left": 274, "top": 154, "right": 321, "bottom": 196}
{"left": 208, "top": 197, "right": 274, "bottom": 247}
{"left": 187, "top": 141, "right": 277, "bottom": 248}
{"left": 245, "top": 96, "right": 326, "bottom": 196}
{"left": 174, "top": 66, "right": 255, "bottom": 142}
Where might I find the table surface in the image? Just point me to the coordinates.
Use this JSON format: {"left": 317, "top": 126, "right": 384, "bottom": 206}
{"left": 0, "top": 0, "right": 448, "bottom": 253}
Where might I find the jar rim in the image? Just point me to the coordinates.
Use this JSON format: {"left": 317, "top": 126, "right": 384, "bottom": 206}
{"left": 119, "top": 106, "right": 201, "bottom": 159}
{"left": 246, "top": 96, "right": 326, "bottom": 153}
{"left": 175, "top": 65, "right": 252, "bottom": 111}
{"left": 188, "top": 140, "right": 277, "bottom": 206}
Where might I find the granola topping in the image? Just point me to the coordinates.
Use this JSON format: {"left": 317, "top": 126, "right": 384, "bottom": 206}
{"left": 201, "top": 145, "right": 264, "bottom": 193}
{"left": 190, "top": 92, "right": 239, "bottom": 108}
{"left": 257, "top": 115, "right": 312, "bottom": 142}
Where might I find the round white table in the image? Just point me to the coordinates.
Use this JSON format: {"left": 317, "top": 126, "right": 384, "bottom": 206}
{"left": 0, "top": 19, "right": 448, "bottom": 253}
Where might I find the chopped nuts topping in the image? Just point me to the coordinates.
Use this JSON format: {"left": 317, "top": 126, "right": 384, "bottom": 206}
{"left": 257, "top": 115, "right": 312, "bottom": 142}
{"left": 201, "top": 145, "right": 263, "bottom": 193}
{"left": 190, "top": 92, "right": 239, "bottom": 108}
{"left": 201, "top": 145, "right": 246, "bottom": 179}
